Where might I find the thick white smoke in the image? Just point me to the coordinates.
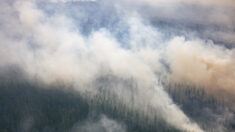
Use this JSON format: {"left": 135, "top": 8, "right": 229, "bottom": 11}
{"left": 0, "top": 0, "right": 205, "bottom": 131}
{"left": 1, "top": 0, "right": 235, "bottom": 131}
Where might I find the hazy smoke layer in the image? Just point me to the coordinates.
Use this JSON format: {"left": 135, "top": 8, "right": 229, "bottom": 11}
{"left": 1, "top": 0, "right": 235, "bottom": 131}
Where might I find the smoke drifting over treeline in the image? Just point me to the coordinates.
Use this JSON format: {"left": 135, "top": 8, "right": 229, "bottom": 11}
{"left": 0, "top": 0, "right": 235, "bottom": 132}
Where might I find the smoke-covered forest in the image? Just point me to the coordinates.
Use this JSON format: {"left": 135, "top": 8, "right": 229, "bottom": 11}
{"left": 1, "top": 68, "right": 234, "bottom": 132}
{"left": 1, "top": 0, "right": 235, "bottom": 132}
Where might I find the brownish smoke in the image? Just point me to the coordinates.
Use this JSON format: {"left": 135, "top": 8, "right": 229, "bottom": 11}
{"left": 167, "top": 37, "right": 235, "bottom": 109}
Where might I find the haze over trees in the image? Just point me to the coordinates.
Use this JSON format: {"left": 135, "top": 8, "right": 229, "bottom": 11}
{"left": 0, "top": 0, "right": 235, "bottom": 132}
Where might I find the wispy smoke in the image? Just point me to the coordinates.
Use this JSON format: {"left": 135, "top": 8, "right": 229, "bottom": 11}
{"left": 1, "top": 0, "right": 235, "bottom": 131}
{"left": 71, "top": 115, "right": 126, "bottom": 132}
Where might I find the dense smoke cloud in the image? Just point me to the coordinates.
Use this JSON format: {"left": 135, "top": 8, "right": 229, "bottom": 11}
{"left": 1, "top": 0, "right": 235, "bottom": 131}
{"left": 122, "top": 0, "right": 235, "bottom": 104}
{"left": 166, "top": 37, "right": 235, "bottom": 95}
